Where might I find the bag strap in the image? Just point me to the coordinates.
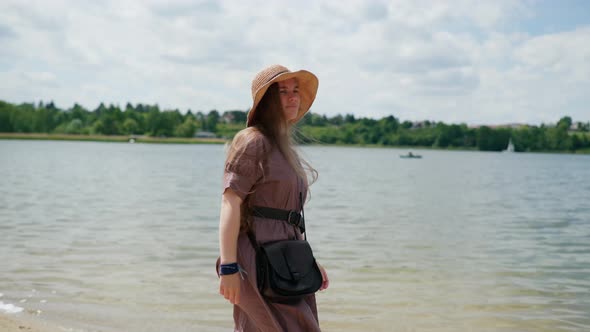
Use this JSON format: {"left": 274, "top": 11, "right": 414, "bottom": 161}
{"left": 299, "top": 192, "right": 307, "bottom": 241}
{"left": 246, "top": 227, "right": 260, "bottom": 251}
{"left": 246, "top": 191, "right": 307, "bottom": 250}
{"left": 251, "top": 206, "right": 305, "bottom": 233}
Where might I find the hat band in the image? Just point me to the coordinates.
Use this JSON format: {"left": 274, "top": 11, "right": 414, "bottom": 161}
{"left": 264, "top": 69, "right": 290, "bottom": 85}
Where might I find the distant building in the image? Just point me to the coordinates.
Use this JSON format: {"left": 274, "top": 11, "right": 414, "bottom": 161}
{"left": 194, "top": 131, "right": 216, "bottom": 138}
{"left": 411, "top": 121, "right": 434, "bottom": 129}
{"left": 222, "top": 113, "right": 234, "bottom": 124}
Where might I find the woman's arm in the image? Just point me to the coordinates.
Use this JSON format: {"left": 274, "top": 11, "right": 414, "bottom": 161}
{"left": 219, "top": 189, "right": 242, "bottom": 264}
{"left": 218, "top": 189, "right": 243, "bottom": 304}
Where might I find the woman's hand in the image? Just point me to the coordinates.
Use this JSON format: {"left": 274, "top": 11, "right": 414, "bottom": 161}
{"left": 219, "top": 273, "right": 241, "bottom": 304}
{"left": 317, "top": 262, "right": 329, "bottom": 291}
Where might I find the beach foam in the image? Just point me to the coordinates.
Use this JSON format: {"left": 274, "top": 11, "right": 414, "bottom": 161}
{"left": 0, "top": 301, "right": 24, "bottom": 314}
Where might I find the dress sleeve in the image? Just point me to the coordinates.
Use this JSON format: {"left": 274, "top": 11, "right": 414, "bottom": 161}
{"left": 222, "top": 133, "right": 268, "bottom": 200}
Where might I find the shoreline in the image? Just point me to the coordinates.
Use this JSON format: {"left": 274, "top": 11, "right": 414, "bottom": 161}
{"left": 0, "top": 313, "right": 64, "bottom": 332}
{"left": 0, "top": 132, "right": 227, "bottom": 145}
{"left": 1, "top": 132, "right": 589, "bottom": 154}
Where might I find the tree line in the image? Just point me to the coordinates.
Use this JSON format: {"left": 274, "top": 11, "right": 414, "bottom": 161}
{"left": 1, "top": 100, "right": 589, "bottom": 152}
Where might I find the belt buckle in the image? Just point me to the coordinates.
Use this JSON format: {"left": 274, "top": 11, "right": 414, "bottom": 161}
{"left": 287, "top": 210, "right": 300, "bottom": 226}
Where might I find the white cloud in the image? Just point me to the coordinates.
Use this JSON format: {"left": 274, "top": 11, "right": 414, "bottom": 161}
{"left": 22, "top": 71, "right": 57, "bottom": 85}
{"left": 0, "top": 0, "right": 588, "bottom": 124}
{"left": 515, "top": 27, "right": 590, "bottom": 80}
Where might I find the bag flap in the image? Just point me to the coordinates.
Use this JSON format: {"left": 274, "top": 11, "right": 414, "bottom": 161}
{"left": 261, "top": 240, "right": 316, "bottom": 281}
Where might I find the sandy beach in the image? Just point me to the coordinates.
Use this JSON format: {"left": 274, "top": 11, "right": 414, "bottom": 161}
{"left": 0, "top": 314, "right": 63, "bottom": 332}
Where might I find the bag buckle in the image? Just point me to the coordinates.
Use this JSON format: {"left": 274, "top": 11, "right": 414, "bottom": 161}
{"left": 287, "top": 210, "right": 301, "bottom": 227}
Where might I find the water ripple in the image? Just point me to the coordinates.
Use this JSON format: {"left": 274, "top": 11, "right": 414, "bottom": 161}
{"left": 1, "top": 141, "right": 589, "bottom": 331}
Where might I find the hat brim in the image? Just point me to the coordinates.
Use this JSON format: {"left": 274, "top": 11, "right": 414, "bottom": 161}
{"left": 247, "top": 70, "right": 318, "bottom": 127}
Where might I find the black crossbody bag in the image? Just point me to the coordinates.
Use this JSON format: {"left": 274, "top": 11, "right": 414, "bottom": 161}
{"left": 246, "top": 195, "right": 322, "bottom": 302}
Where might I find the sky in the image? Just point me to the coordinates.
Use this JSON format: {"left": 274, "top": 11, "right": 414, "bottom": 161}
{"left": 1, "top": 0, "right": 589, "bottom": 125}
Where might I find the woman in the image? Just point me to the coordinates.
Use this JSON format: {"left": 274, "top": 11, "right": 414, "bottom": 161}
{"left": 217, "top": 64, "right": 329, "bottom": 331}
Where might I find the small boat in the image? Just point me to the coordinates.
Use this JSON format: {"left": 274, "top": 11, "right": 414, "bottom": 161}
{"left": 400, "top": 152, "right": 422, "bottom": 159}
{"left": 503, "top": 138, "right": 515, "bottom": 153}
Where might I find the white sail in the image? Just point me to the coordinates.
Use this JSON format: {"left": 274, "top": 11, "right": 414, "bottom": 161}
{"left": 504, "top": 138, "right": 515, "bottom": 152}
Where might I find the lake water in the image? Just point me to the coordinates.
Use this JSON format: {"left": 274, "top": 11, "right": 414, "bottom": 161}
{"left": 0, "top": 140, "right": 589, "bottom": 331}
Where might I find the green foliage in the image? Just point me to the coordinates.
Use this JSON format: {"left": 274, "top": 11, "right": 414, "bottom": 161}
{"left": 223, "top": 110, "right": 247, "bottom": 124}
{"left": 0, "top": 101, "right": 14, "bottom": 132}
{"left": 174, "top": 117, "right": 197, "bottom": 138}
{"left": 216, "top": 123, "right": 243, "bottom": 139}
{"left": 65, "top": 119, "right": 84, "bottom": 134}
{"left": 401, "top": 120, "right": 413, "bottom": 129}
{"left": 477, "top": 126, "right": 511, "bottom": 151}
{"left": 1, "top": 99, "right": 589, "bottom": 153}
{"left": 557, "top": 116, "right": 572, "bottom": 129}
{"left": 91, "top": 120, "right": 105, "bottom": 135}
{"left": 122, "top": 118, "right": 139, "bottom": 135}
{"left": 205, "top": 110, "right": 220, "bottom": 132}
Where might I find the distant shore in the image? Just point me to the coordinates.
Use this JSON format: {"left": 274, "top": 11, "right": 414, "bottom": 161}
{"left": 1, "top": 132, "right": 589, "bottom": 154}
{"left": 0, "top": 132, "right": 227, "bottom": 144}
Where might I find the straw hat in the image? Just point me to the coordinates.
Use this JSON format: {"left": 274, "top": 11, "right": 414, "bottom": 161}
{"left": 247, "top": 64, "right": 318, "bottom": 127}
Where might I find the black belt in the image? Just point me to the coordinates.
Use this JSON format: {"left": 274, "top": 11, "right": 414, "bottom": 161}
{"left": 252, "top": 206, "right": 305, "bottom": 233}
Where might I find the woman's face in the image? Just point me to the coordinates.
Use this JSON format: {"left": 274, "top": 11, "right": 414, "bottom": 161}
{"left": 278, "top": 78, "right": 300, "bottom": 122}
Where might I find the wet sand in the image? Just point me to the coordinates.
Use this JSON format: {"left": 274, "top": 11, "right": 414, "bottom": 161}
{"left": 0, "top": 314, "right": 62, "bottom": 332}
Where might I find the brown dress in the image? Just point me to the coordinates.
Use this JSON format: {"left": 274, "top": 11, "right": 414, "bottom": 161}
{"left": 221, "top": 131, "right": 320, "bottom": 332}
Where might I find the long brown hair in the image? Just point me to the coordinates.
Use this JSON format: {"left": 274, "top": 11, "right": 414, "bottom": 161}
{"left": 226, "top": 82, "right": 318, "bottom": 231}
